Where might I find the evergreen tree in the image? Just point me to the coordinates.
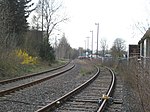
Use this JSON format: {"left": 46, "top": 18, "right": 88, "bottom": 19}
{"left": 15, "top": 0, "right": 34, "bottom": 34}
{"left": 39, "top": 38, "right": 55, "bottom": 62}
{"left": 14, "top": 0, "right": 34, "bottom": 46}
{"left": 0, "top": 0, "right": 34, "bottom": 48}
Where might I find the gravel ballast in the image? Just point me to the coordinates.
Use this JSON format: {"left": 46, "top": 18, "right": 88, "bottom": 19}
{"left": 0, "top": 59, "right": 97, "bottom": 112}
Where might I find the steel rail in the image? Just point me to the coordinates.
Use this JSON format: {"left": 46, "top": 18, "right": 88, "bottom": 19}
{"left": 35, "top": 66, "right": 100, "bottom": 112}
{"left": 0, "top": 64, "right": 75, "bottom": 97}
{"left": 0, "top": 61, "right": 70, "bottom": 85}
{"left": 97, "top": 67, "right": 116, "bottom": 112}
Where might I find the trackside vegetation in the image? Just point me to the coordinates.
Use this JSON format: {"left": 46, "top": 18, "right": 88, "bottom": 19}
{"left": 16, "top": 49, "right": 38, "bottom": 65}
{"left": 0, "top": 0, "right": 69, "bottom": 80}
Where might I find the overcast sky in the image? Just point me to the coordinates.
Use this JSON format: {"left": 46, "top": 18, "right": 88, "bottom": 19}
{"left": 31, "top": 0, "right": 150, "bottom": 51}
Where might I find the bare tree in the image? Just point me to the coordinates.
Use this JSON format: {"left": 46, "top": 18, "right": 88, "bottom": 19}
{"left": 133, "top": 20, "right": 150, "bottom": 35}
{"left": 31, "top": 15, "right": 41, "bottom": 30}
{"left": 131, "top": 0, "right": 150, "bottom": 37}
{"left": 111, "top": 38, "right": 126, "bottom": 58}
{"left": 100, "top": 39, "right": 108, "bottom": 57}
{"left": 32, "top": 0, "right": 68, "bottom": 42}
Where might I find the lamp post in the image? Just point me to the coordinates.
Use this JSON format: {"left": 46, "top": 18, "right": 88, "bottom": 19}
{"left": 95, "top": 23, "right": 99, "bottom": 57}
{"left": 84, "top": 40, "right": 86, "bottom": 56}
{"left": 42, "top": 0, "right": 44, "bottom": 38}
{"left": 90, "top": 30, "right": 93, "bottom": 57}
{"left": 84, "top": 40, "right": 86, "bottom": 51}
{"left": 86, "top": 37, "right": 90, "bottom": 57}
{"left": 86, "top": 37, "right": 90, "bottom": 51}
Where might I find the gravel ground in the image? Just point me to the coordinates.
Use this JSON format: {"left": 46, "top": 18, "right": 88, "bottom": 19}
{"left": 122, "top": 81, "right": 143, "bottom": 112}
{"left": 0, "top": 59, "right": 97, "bottom": 112}
{"left": 106, "top": 74, "right": 143, "bottom": 112}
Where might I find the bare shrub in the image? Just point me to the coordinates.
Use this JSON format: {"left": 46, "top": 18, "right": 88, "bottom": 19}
{"left": 102, "top": 57, "right": 118, "bottom": 68}
{"left": 0, "top": 47, "right": 23, "bottom": 80}
{"left": 117, "top": 58, "right": 150, "bottom": 112}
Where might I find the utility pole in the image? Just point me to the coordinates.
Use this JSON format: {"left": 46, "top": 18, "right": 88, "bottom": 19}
{"left": 84, "top": 40, "right": 86, "bottom": 50}
{"left": 86, "top": 37, "right": 90, "bottom": 57}
{"left": 42, "top": 0, "right": 44, "bottom": 38}
{"left": 95, "top": 23, "right": 99, "bottom": 57}
{"left": 86, "top": 37, "right": 90, "bottom": 51}
{"left": 90, "top": 30, "right": 93, "bottom": 56}
{"left": 84, "top": 40, "right": 86, "bottom": 56}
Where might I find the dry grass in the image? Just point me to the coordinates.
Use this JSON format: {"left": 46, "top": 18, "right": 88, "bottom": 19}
{"left": 77, "top": 59, "right": 96, "bottom": 76}
{"left": 116, "top": 58, "right": 150, "bottom": 112}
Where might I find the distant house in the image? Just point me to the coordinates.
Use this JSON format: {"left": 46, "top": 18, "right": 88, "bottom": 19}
{"left": 138, "top": 29, "right": 150, "bottom": 58}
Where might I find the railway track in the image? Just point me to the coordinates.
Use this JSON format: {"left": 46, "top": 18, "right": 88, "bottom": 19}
{"left": 0, "top": 61, "right": 70, "bottom": 85}
{"left": 104, "top": 75, "right": 123, "bottom": 112}
{"left": 35, "top": 66, "right": 116, "bottom": 112}
{"left": 0, "top": 61, "right": 74, "bottom": 97}
{"left": 0, "top": 59, "right": 98, "bottom": 112}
